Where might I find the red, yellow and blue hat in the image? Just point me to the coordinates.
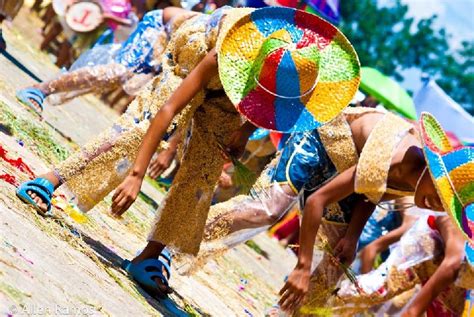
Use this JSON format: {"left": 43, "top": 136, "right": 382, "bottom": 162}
{"left": 217, "top": 7, "right": 360, "bottom": 132}
{"left": 420, "top": 112, "right": 474, "bottom": 262}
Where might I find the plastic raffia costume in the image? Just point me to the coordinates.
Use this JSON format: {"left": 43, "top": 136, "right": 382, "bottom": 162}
{"left": 333, "top": 215, "right": 473, "bottom": 316}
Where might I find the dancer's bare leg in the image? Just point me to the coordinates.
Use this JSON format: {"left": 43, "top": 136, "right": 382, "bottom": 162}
{"left": 55, "top": 40, "right": 72, "bottom": 68}
{"left": 22, "top": 64, "right": 128, "bottom": 112}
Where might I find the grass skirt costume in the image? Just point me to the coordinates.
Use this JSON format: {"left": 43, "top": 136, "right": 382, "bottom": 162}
{"left": 33, "top": 10, "right": 168, "bottom": 105}
{"left": 333, "top": 215, "right": 473, "bottom": 316}
{"left": 55, "top": 7, "right": 250, "bottom": 255}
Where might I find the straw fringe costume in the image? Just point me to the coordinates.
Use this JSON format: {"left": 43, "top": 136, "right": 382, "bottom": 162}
{"left": 0, "top": 0, "right": 23, "bottom": 20}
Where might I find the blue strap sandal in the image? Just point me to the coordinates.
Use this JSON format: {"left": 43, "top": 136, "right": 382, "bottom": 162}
{"left": 160, "top": 248, "right": 172, "bottom": 266}
{"left": 16, "top": 178, "right": 54, "bottom": 216}
{"left": 16, "top": 88, "right": 46, "bottom": 114}
{"left": 122, "top": 250, "right": 172, "bottom": 299}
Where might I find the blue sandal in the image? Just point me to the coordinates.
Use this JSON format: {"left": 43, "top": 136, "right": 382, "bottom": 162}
{"left": 16, "top": 178, "right": 54, "bottom": 216}
{"left": 122, "top": 249, "right": 172, "bottom": 299}
{"left": 16, "top": 88, "right": 45, "bottom": 113}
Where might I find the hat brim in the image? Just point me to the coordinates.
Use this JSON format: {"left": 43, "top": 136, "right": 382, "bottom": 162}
{"left": 218, "top": 7, "right": 360, "bottom": 133}
{"left": 420, "top": 112, "right": 474, "bottom": 243}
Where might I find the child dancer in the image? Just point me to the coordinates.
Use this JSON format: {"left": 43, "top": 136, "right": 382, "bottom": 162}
{"left": 15, "top": 7, "right": 199, "bottom": 214}
{"left": 0, "top": 0, "right": 23, "bottom": 50}
{"left": 182, "top": 109, "right": 472, "bottom": 315}
{"left": 15, "top": 8, "right": 179, "bottom": 113}
{"left": 278, "top": 113, "right": 474, "bottom": 315}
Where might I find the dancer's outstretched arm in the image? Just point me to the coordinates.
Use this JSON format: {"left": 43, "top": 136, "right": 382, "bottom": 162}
{"left": 148, "top": 129, "right": 181, "bottom": 179}
{"left": 111, "top": 49, "right": 219, "bottom": 216}
{"left": 402, "top": 216, "right": 465, "bottom": 317}
{"left": 279, "top": 165, "right": 358, "bottom": 312}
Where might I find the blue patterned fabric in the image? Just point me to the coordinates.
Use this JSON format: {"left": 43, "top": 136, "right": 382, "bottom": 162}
{"left": 115, "top": 10, "right": 164, "bottom": 73}
{"left": 273, "top": 131, "right": 333, "bottom": 193}
{"left": 271, "top": 129, "right": 357, "bottom": 223}
{"left": 358, "top": 208, "right": 402, "bottom": 251}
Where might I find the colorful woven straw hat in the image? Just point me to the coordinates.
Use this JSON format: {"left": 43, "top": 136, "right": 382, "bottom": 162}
{"left": 217, "top": 7, "right": 360, "bottom": 132}
{"left": 420, "top": 112, "right": 474, "bottom": 250}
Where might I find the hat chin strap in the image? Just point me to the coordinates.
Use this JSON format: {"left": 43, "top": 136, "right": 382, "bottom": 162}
{"left": 414, "top": 166, "right": 428, "bottom": 195}
{"left": 254, "top": 73, "right": 319, "bottom": 99}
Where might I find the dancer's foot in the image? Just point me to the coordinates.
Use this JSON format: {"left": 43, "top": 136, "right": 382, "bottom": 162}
{"left": 16, "top": 87, "right": 47, "bottom": 113}
{"left": 127, "top": 242, "right": 173, "bottom": 297}
{"left": 17, "top": 172, "right": 60, "bottom": 213}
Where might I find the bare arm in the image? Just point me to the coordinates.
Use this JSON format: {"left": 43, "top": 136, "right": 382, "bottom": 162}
{"left": 335, "top": 198, "right": 375, "bottom": 264}
{"left": 402, "top": 216, "right": 465, "bottom": 316}
{"left": 298, "top": 166, "right": 358, "bottom": 270}
{"left": 111, "top": 49, "right": 218, "bottom": 215}
{"left": 147, "top": 129, "right": 182, "bottom": 179}
{"left": 279, "top": 165, "right": 358, "bottom": 311}
{"left": 103, "top": 13, "right": 133, "bottom": 26}
{"left": 131, "top": 49, "right": 218, "bottom": 179}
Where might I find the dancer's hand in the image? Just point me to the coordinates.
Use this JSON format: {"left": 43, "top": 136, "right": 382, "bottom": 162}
{"left": 278, "top": 265, "right": 311, "bottom": 312}
{"left": 224, "top": 130, "right": 249, "bottom": 160}
{"left": 111, "top": 174, "right": 143, "bottom": 216}
{"left": 224, "top": 121, "right": 257, "bottom": 159}
{"left": 218, "top": 170, "right": 233, "bottom": 189}
{"left": 148, "top": 148, "right": 176, "bottom": 179}
{"left": 334, "top": 236, "right": 358, "bottom": 265}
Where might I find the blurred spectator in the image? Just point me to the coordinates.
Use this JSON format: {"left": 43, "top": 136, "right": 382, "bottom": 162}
{"left": 0, "top": 0, "right": 24, "bottom": 50}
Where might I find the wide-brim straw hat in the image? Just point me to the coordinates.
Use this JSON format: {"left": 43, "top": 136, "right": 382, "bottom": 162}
{"left": 420, "top": 112, "right": 474, "bottom": 261}
{"left": 217, "top": 7, "right": 360, "bottom": 132}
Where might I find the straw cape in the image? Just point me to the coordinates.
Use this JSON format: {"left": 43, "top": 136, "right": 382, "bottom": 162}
{"left": 420, "top": 112, "right": 474, "bottom": 262}
{"left": 217, "top": 6, "right": 360, "bottom": 132}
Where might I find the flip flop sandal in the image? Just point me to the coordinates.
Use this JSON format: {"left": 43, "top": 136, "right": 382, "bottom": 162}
{"left": 16, "top": 88, "right": 45, "bottom": 114}
{"left": 122, "top": 255, "right": 172, "bottom": 299}
{"left": 16, "top": 178, "right": 54, "bottom": 216}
